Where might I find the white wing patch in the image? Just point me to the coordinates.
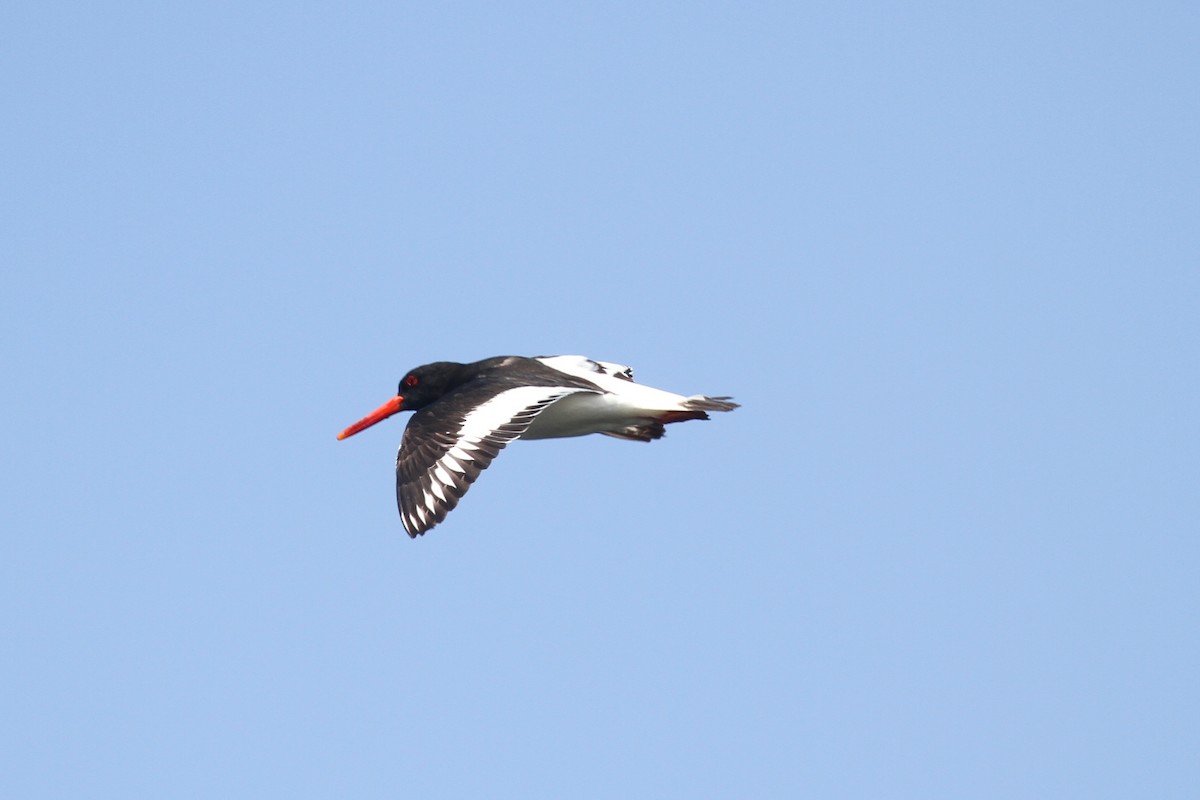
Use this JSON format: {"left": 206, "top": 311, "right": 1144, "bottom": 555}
{"left": 536, "top": 355, "right": 634, "bottom": 382}
{"left": 464, "top": 385, "right": 585, "bottom": 432}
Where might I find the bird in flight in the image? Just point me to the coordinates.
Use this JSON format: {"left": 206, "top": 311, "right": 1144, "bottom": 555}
{"left": 337, "top": 355, "right": 739, "bottom": 537}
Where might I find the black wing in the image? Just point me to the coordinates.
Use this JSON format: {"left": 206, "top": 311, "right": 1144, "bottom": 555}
{"left": 395, "top": 384, "right": 592, "bottom": 536}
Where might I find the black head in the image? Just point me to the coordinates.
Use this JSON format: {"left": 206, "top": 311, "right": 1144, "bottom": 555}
{"left": 394, "top": 361, "right": 466, "bottom": 412}
{"left": 337, "top": 361, "right": 467, "bottom": 440}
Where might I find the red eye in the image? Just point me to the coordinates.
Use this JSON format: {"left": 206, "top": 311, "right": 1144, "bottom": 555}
{"left": 405, "top": 375, "right": 419, "bottom": 387}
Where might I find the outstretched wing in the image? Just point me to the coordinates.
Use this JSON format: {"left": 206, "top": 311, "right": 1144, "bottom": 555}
{"left": 395, "top": 385, "right": 593, "bottom": 537}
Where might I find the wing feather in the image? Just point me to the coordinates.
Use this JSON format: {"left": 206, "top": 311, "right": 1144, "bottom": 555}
{"left": 395, "top": 385, "right": 593, "bottom": 536}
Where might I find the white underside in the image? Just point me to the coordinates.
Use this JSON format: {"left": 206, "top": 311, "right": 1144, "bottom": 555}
{"left": 521, "top": 393, "right": 656, "bottom": 439}
{"left": 520, "top": 356, "right": 697, "bottom": 440}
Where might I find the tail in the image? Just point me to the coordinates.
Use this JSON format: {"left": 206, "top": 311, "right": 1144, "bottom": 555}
{"left": 683, "top": 395, "right": 740, "bottom": 413}
{"left": 654, "top": 395, "right": 739, "bottom": 429}
{"left": 602, "top": 396, "right": 737, "bottom": 443}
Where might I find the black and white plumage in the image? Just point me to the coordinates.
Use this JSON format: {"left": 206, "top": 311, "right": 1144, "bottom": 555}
{"left": 337, "top": 355, "right": 739, "bottom": 537}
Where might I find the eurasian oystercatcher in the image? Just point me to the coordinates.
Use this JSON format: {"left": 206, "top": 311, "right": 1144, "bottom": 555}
{"left": 337, "top": 355, "right": 739, "bottom": 537}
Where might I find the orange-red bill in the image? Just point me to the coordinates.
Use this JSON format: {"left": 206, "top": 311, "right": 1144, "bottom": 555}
{"left": 337, "top": 395, "right": 405, "bottom": 440}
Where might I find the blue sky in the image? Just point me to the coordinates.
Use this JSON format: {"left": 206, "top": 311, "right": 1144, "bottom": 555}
{"left": 2, "top": 2, "right": 1197, "bottom": 797}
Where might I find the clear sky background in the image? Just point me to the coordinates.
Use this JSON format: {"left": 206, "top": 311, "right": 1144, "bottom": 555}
{"left": 3, "top": 2, "right": 1197, "bottom": 797}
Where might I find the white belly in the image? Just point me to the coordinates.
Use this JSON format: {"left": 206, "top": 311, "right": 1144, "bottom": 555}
{"left": 521, "top": 393, "right": 656, "bottom": 440}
